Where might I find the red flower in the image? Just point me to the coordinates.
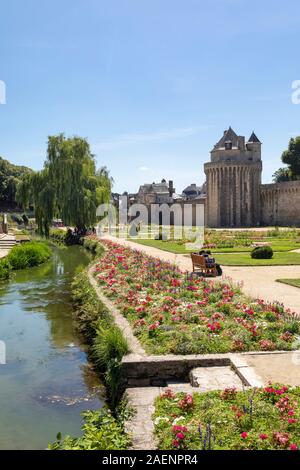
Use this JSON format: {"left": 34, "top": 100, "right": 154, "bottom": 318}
{"left": 178, "top": 394, "right": 194, "bottom": 410}
{"left": 172, "top": 425, "right": 188, "bottom": 433}
{"left": 161, "top": 389, "right": 175, "bottom": 399}
{"left": 172, "top": 439, "right": 180, "bottom": 448}
{"left": 241, "top": 432, "right": 248, "bottom": 439}
{"left": 259, "top": 433, "right": 268, "bottom": 440}
{"left": 290, "top": 444, "right": 298, "bottom": 450}
{"left": 176, "top": 432, "right": 185, "bottom": 440}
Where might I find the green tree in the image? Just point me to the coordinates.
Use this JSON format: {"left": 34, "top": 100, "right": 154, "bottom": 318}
{"left": 281, "top": 137, "right": 300, "bottom": 178}
{"left": 273, "top": 136, "right": 300, "bottom": 182}
{"left": 17, "top": 134, "right": 112, "bottom": 236}
{"left": 0, "top": 157, "right": 32, "bottom": 207}
{"left": 272, "top": 167, "right": 292, "bottom": 183}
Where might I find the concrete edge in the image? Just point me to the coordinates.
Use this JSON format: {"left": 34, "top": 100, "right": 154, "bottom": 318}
{"left": 87, "top": 264, "right": 147, "bottom": 356}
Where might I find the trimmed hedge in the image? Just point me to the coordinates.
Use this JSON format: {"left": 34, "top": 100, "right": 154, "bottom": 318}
{"left": 251, "top": 246, "right": 273, "bottom": 259}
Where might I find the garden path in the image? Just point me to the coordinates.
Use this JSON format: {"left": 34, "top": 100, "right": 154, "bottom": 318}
{"left": 101, "top": 235, "right": 300, "bottom": 316}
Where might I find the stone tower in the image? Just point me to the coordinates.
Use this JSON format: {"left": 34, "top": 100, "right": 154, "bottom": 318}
{"left": 204, "top": 128, "right": 262, "bottom": 227}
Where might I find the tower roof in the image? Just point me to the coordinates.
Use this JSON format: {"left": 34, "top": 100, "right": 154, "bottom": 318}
{"left": 248, "top": 132, "right": 261, "bottom": 143}
{"left": 214, "top": 127, "right": 239, "bottom": 149}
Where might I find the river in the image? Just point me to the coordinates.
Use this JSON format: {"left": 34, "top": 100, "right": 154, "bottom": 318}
{"left": 0, "top": 245, "right": 104, "bottom": 450}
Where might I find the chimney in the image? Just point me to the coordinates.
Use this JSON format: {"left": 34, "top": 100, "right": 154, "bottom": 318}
{"left": 169, "top": 180, "right": 175, "bottom": 197}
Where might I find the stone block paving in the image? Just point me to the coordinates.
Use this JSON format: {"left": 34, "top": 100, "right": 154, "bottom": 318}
{"left": 190, "top": 366, "right": 244, "bottom": 391}
{"left": 126, "top": 365, "right": 247, "bottom": 450}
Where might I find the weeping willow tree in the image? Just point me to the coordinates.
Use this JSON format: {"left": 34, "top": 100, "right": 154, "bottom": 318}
{"left": 16, "top": 134, "right": 112, "bottom": 236}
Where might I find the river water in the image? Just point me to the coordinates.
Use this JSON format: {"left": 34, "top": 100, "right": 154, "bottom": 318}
{"left": 0, "top": 245, "right": 104, "bottom": 449}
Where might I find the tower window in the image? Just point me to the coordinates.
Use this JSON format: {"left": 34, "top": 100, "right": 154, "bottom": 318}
{"left": 225, "top": 141, "right": 232, "bottom": 150}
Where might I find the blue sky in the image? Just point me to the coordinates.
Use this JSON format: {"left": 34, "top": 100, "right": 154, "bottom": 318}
{"left": 0, "top": 0, "right": 300, "bottom": 193}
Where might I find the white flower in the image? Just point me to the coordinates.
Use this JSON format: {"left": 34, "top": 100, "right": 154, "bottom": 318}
{"left": 172, "top": 416, "right": 186, "bottom": 425}
{"left": 154, "top": 416, "right": 170, "bottom": 425}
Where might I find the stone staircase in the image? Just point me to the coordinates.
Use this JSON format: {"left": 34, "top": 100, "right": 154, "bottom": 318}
{"left": 0, "top": 233, "right": 17, "bottom": 250}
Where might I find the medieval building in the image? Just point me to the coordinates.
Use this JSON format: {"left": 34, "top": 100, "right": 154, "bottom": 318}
{"left": 204, "top": 127, "right": 300, "bottom": 227}
{"left": 120, "top": 128, "right": 300, "bottom": 227}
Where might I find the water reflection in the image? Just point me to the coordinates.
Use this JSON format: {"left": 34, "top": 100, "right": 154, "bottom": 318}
{"left": 0, "top": 245, "right": 104, "bottom": 450}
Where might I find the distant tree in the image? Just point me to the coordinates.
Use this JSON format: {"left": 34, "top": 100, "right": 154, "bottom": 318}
{"left": 0, "top": 157, "right": 32, "bottom": 207}
{"left": 17, "top": 134, "right": 112, "bottom": 236}
{"left": 272, "top": 167, "right": 292, "bottom": 183}
{"left": 281, "top": 137, "right": 300, "bottom": 179}
{"left": 273, "top": 137, "right": 300, "bottom": 183}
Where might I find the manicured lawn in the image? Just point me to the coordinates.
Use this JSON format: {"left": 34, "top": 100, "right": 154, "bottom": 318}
{"left": 277, "top": 279, "right": 300, "bottom": 289}
{"left": 133, "top": 238, "right": 194, "bottom": 254}
{"left": 215, "top": 252, "right": 300, "bottom": 266}
{"left": 154, "top": 385, "right": 300, "bottom": 450}
{"left": 93, "top": 240, "right": 300, "bottom": 355}
{"left": 133, "top": 238, "right": 300, "bottom": 255}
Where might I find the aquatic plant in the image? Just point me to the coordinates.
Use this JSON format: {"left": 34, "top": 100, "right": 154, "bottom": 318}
{"left": 7, "top": 241, "right": 51, "bottom": 270}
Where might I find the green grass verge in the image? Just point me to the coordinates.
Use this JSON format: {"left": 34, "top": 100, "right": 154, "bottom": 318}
{"left": 132, "top": 238, "right": 300, "bottom": 255}
{"left": 214, "top": 252, "right": 300, "bottom": 266}
{"left": 277, "top": 279, "right": 300, "bottom": 289}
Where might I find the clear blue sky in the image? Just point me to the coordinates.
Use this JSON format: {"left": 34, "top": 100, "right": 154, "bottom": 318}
{"left": 0, "top": 0, "right": 300, "bottom": 193}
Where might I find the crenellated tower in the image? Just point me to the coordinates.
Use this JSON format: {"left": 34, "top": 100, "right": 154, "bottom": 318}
{"left": 204, "top": 127, "right": 262, "bottom": 227}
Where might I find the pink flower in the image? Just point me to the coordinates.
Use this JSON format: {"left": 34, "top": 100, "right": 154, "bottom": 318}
{"left": 172, "top": 425, "right": 188, "bottom": 433}
{"left": 259, "top": 433, "right": 268, "bottom": 440}
{"left": 273, "top": 432, "right": 290, "bottom": 448}
{"left": 172, "top": 439, "right": 180, "bottom": 448}
{"left": 178, "top": 394, "right": 194, "bottom": 410}
{"left": 241, "top": 432, "right": 248, "bottom": 439}
{"left": 176, "top": 432, "right": 185, "bottom": 440}
{"left": 161, "top": 388, "right": 175, "bottom": 399}
{"left": 290, "top": 444, "right": 298, "bottom": 450}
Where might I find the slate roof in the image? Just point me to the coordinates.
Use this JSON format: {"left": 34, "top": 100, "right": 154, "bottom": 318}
{"left": 248, "top": 132, "right": 261, "bottom": 143}
{"left": 214, "top": 127, "right": 239, "bottom": 149}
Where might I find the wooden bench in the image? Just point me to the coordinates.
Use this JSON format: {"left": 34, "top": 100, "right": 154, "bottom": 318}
{"left": 191, "top": 253, "right": 218, "bottom": 277}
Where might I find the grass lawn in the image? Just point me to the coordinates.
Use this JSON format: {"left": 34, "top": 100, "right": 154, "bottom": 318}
{"left": 277, "top": 279, "right": 300, "bottom": 288}
{"left": 133, "top": 238, "right": 193, "bottom": 254}
{"left": 132, "top": 238, "right": 300, "bottom": 255}
{"left": 215, "top": 252, "right": 300, "bottom": 266}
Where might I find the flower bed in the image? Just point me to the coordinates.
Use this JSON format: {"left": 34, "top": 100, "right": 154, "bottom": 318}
{"left": 93, "top": 240, "right": 300, "bottom": 355}
{"left": 154, "top": 385, "right": 300, "bottom": 450}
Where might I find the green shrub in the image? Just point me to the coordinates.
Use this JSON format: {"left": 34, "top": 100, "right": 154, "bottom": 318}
{"left": 82, "top": 237, "right": 104, "bottom": 256}
{"left": 49, "top": 406, "right": 131, "bottom": 450}
{"left": 92, "top": 325, "right": 129, "bottom": 368}
{"left": 72, "top": 269, "right": 129, "bottom": 407}
{"left": 71, "top": 270, "right": 110, "bottom": 342}
{"left": 251, "top": 246, "right": 273, "bottom": 259}
{"left": 0, "top": 258, "right": 11, "bottom": 280}
{"left": 93, "top": 325, "right": 130, "bottom": 408}
{"left": 7, "top": 241, "right": 51, "bottom": 270}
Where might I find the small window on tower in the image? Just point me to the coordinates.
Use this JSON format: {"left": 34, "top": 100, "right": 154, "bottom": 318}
{"left": 225, "top": 141, "right": 232, "bottom": 150}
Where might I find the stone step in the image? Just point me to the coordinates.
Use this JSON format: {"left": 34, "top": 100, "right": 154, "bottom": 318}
{"left": 190, "top": 366, "right": 244, "bottom": 391}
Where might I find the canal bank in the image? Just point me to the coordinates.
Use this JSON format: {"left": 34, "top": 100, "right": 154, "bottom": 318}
{"left": 0, "top": 245, "right": 104, "bottom": 450}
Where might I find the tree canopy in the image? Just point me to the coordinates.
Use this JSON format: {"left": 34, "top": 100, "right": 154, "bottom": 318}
{"left": 273, "top": 136, "right": 300, "bottom": 182}
{"left": 17, "top": 134, "right": 112, "bottom": 236}
{"left": 0, "top": 157, "right": 32, "bottom": 207}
